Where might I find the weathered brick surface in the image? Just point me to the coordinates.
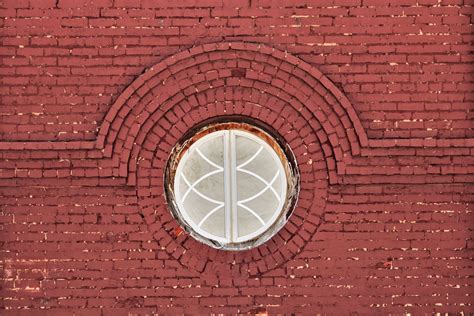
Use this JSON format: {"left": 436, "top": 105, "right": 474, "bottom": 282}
{"left": 0, "top": 1, "right": 473, "bottom": 314}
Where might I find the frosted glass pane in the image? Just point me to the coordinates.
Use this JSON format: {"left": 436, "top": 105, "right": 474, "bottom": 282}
{"left": 171, "top": 124, "right": 292, "bottom": 248}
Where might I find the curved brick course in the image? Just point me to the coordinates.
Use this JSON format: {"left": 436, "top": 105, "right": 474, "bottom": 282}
{"left": 135, "top": 107, "right": 328, "bottom": 276}
{"left": 96, "top": 42, "right": 363, "bottom": 185}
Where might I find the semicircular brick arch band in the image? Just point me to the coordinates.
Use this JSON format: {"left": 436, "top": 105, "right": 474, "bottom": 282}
{"left": 2, "top": 41, "right": 470, "bottom": 183}
{"left": 96, "top": 42, "right": 366, "bottom": 185}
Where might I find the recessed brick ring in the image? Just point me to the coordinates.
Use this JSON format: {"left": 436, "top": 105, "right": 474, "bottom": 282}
{"left": 97, "top": 42, "right": 366, "bottom": 185}
{"left": 111, "top": 41, "right": 359, "bottom": 274}
{"left": 135, "top": 99, "right": 328, "bottom": 276}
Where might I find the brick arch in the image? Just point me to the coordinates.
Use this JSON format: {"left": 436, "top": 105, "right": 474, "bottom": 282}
{"left": 97, "top": 42, "right": 367, "bottom": 184}
{"left": 135, "top": 100, "right": 328, "bottom": 276}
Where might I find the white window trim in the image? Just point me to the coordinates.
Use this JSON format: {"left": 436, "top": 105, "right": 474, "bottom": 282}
{"left": 173, "top": 129, "right": 288, "bottom": 245}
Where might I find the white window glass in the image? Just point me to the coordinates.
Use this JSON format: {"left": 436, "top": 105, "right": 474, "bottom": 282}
{"left": 167, "top": 122, "right": 297, "bottom": 250}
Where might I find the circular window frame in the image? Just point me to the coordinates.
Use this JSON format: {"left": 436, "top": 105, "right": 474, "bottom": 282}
{"left": 164, "top": 117, "right": 300, "bottom": 251}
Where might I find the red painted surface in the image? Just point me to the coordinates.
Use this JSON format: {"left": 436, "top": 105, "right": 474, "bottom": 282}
{"left": 0, "top": 1, "right": 473, "bottom": 314}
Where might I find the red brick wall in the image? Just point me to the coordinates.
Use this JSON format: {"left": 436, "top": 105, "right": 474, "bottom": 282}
{"left": 0, "top": 0, "right": 473, "bottom": 314}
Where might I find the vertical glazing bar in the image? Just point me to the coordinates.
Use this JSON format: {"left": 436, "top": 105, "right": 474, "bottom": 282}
{"left": 223, "top": 132, "right": 232, "bottom": 242}
{"left": 230, "top": 131, "right": 238, "bottom": 242}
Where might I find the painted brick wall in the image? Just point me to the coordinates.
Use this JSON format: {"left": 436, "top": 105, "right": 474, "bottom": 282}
{"left": 0, "top": 0, "right": 473, "bottom": 314}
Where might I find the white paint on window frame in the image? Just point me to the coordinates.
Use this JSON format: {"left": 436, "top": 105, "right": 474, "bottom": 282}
{"left": 165, "top": 120, "right": 299, "bottom": 251}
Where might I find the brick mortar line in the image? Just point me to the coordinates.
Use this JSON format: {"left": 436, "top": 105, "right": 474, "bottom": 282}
{"left": 0, "top": 138, "right": 473, "bottom": 150}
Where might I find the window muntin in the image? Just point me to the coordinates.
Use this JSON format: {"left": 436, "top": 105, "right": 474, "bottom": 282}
{"left": 166, "top": 121, "right": 298, "bottom": 250}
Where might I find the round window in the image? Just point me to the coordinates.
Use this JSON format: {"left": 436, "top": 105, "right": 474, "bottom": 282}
{"left": 165, "top": 120, "right": 299, "bottom": 250}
